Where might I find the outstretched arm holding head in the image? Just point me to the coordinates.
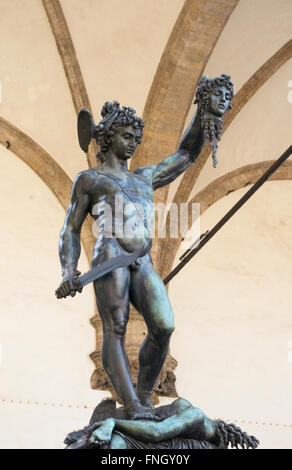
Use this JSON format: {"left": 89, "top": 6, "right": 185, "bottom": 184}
{"left": 148, "top": 111, "right": 206, "bottom": 190}
{"left": 137, "top": 74, "right": 234, "bottom": 189}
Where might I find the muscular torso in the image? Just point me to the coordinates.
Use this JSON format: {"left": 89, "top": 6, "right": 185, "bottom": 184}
{"left": 85, "top": 166, "right": 155, "bottom": 257}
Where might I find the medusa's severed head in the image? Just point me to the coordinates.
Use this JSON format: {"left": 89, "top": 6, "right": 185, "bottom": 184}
{"left": 194, "top": 74, "right": 234, "bottom": 168}
{"left": 77, "top": 101, "right": 144, "bottom": 163}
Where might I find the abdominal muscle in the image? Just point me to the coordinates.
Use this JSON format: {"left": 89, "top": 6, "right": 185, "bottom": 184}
{"left": 116, "top": 208, "right": 152, "bottom": 254}
{"left": 92, "top": 212, "right": 152, "bottom": 267}
{"left": 116, "top": 235, "right": 152, "bottom": 256}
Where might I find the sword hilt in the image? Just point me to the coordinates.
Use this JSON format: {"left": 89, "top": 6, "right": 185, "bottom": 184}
{"left": 55, "top": 272, "right": 82, "bottom": 299}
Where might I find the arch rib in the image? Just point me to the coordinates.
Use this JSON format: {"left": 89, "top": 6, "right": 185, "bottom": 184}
{"left": 42, "top": 0, "right": 97, "bottom": 168}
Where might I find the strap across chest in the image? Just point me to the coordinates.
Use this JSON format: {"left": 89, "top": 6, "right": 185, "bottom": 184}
{"left": 94, "top": 169, "right": 150, "bottom": 223}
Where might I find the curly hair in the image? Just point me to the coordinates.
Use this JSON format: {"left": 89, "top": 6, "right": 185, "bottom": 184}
{"left": 94, "top": 101, "right": 144, "bottom": 163}
{"left": 194, "top": 74, "right": 234, "bottom": 112}
{"left": 193, "top": 75, "right": 234, "bottom": 167}
{"left": 215, "top": 420, "right": 259, "bottom": 449}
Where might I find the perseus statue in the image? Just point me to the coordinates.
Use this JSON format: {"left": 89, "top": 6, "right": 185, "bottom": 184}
{"left": 55, "top": 74, "right": 234, "bottom": 421}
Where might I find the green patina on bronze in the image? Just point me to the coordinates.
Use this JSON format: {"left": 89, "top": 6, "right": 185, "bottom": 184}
{"left": 56, "top": 78, "right": 258, "bottom": 448}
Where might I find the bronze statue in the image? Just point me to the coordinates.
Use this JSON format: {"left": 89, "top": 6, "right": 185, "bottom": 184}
{"left": 56, "top": 75, "right": 234, "bottom": 423}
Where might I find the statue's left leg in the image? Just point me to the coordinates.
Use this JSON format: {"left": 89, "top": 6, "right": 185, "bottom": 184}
{"left": 129, "top": 255, "right": 174, "bottom": 406}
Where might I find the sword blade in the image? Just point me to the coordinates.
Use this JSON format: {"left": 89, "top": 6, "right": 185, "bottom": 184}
{"left": 78, "top": 248, "right": 143, "bottom": 287}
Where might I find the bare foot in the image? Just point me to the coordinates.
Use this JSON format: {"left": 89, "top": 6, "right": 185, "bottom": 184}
{"left": 126, "top": 400, "right": 161, "bottom": 421}
{"left": 88, "top": 418, "right": 115, "bottom": 446}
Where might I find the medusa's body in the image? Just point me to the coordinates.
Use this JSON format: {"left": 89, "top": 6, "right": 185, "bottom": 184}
{"left": 85, "top": 398, "right": 259, "bottom": 450}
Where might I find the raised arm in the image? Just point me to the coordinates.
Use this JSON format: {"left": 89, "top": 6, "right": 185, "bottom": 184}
{"left": 151, "top": 111, "right": 205, "bottom": 190}
{"left": 147, "top": 75, "right": 233, "bottom": 189}
{"left": 56, "top": 172, "right": 91, "bottom": 298}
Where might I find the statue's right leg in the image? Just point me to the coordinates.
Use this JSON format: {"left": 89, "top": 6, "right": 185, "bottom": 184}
{"left": 92, "top": 237, "right": 161, "bottom": 420}
{"left": 94, "top": 266, "right": 158, "bottom": 420}
{"left": 93, "top": 266, "right": 137, "bottom": 407}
